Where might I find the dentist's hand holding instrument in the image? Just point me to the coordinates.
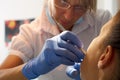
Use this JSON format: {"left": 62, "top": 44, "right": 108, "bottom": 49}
{"left": 22, "top": 31, "right": 84, "bottom": 79}
{"left": 55, "top": 20, "right": 85, "bottom": 80}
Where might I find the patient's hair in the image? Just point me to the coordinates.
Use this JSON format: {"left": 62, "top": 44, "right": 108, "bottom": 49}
{"left": 104, "top": 10, "right": 120, "bottom": 80}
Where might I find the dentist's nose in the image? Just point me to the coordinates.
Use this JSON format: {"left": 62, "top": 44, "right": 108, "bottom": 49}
{"left": 64, "top": 7, "right": 74, "bottom": 21}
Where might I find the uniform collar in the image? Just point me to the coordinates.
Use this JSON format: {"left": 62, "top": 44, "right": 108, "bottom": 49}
{"left": 72, "top": 11, "right": 95, "bottom": 34}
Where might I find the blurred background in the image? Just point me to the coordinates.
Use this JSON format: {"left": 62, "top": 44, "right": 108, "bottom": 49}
{"left": 0, "top": 0, "right": 119, "bottom": 64}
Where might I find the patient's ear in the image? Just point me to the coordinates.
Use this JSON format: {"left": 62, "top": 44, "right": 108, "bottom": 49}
{"left": 98, "top": 45, "right": 114, "bottom": 69}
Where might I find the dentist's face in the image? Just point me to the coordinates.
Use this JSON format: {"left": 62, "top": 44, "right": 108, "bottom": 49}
{"left": 49, "top": 0, "right": 87, "bottom": 30}
{"left": 80, "top": 19, "right": 112, "bottom": 80}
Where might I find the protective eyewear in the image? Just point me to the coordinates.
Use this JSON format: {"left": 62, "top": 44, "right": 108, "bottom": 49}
{"left": 54, "top": 0, "right": 87, "bottom": 12}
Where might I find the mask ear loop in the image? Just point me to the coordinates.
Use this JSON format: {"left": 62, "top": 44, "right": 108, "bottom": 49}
{"left": 49, "top": 0, "right": 66, "bottom": 32}
{"left": 53, "top": 17, "right": 66, "bottom": 31}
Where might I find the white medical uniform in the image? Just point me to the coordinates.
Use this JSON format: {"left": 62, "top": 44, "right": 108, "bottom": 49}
{"left": 9, "top": 7, "right": 111, "bottom": 80}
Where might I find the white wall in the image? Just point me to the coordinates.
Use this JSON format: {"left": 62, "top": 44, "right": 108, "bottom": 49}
{"left": 111, "top": 0, "right": 120, "bottom": 16}
{"left": 97, "top": 0, "right": 119, "bottom": 16}
{"left": 0, "top": 0, "right": 43, "bottom": 20}
{"left": 0, "top": 0, "right": 43, "bottom": 64}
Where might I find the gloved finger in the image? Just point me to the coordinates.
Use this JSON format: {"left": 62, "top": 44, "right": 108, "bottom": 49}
{"left": 57, "top": 40, "right": 84, "bottom": 62}
{"left": 43, "top": 48, "right": 60, "bottom": 66}
{"left": 52, "top": 50, "right": 75, "bottom": 65}
{"left": 74, "top": 75, "right": 81, "bottom": 80}
{"left": 45, "top": 48, "right": 75, "bottom": 65}
{"left": 55, "top": 49, "right": 81, "bottom": 62}
{"left": 74, "top": 63, "right": 80, "bottom": 70}
{"left": 59, "top": 56, "right": 74, "bottom": 65}
{"left": 66, "top": 66, "right": 79, "bottom": 78}
{"left": 60, "top": 31, "right": 83, "bottom": 48}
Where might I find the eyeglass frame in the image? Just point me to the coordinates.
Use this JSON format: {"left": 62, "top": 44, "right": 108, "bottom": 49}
{"left": 54, "top": 0, "right": 87, "bottom": 12}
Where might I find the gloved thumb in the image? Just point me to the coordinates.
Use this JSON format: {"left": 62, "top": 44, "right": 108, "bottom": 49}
{"left": 66, "top": 63, "right": 80, "bottom": 79}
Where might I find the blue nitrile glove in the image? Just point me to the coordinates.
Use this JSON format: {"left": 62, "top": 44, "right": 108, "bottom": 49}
{"left": 22, "top": 31, "right": 84, "bottom": 79}
{"left": 66, "top": 63, "right": 81, "bottom": 80}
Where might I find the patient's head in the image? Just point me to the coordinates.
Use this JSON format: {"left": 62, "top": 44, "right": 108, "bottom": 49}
{"left": 81, "top": 10, "right": 120, "bottom": 80}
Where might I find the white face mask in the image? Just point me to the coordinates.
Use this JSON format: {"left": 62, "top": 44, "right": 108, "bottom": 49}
{"left": 74, "top": 17, "right": 83, "bottom": 25}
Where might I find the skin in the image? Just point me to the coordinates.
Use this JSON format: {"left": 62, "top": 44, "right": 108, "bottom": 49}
{"left": 0, "top": 0, "right": 86, "bottom": 80}
{"left": 0, "top": 55, "right": 27, "bottom": 80}
{"left": 80, "top": 14, "right": 117, "bottom": 80}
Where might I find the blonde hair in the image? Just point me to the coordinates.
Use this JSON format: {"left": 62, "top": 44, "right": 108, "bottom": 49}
{"left": 43, "top": 0, "right": 48, "bottom": 7}
{"left": 83, "top": 0, "right": 97, "bottom": 12}
{"left": 90, "top": 0, "right": 97, "bottom": 11}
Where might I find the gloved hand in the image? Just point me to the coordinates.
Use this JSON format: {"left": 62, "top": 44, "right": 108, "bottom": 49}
{"left": 66, "top": 63, "right": 81, "bottom": 80}
{"left": 22, "top": 31, "right": 84, "bottom": 79}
